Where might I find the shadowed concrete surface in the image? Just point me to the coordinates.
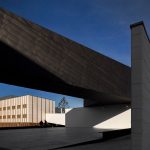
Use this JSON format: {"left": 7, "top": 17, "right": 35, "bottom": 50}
{"left": 56, "top": 135, "right": 131, "bottom": 150}
{"left": 0, "top": 8, "right": 130, "bottom": 106}
{"left": 66, "top": 105, "right": 131, "bottom": 128}
{"left": 0, "top": 128, "right": 102, "bottom": 150}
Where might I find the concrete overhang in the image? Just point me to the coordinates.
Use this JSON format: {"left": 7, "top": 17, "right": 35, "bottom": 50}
{"left": 0, "top": 8, "right": 131, "bottom": 106}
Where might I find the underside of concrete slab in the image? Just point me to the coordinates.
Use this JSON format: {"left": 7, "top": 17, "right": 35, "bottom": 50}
{"left": 0, "top": 8, "right": 130, "bottom": 106}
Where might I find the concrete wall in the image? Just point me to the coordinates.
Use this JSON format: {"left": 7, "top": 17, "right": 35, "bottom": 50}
{"left": 66, "top": 105, "right": 131, "bottom": 129}
{"left": 46, "top": 114, "right": 65, "bottom": 126}
{"left": 131, "top": 22, "right": 150, "bottom": 150}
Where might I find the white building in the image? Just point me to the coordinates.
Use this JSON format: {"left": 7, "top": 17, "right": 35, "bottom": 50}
{"left": 0, "top": 95, "right": 55, "bottom": 127}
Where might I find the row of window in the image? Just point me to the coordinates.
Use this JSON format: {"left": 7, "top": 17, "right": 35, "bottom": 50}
{"left": 0, "top": 104, "right": 27, "bottom": 111}
{"left": 0, "top": 114, "right": 27, "bottom": 119}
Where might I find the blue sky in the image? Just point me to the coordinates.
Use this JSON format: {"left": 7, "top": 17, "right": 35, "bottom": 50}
{"left": 0, "top": 0, "right": 149, "bottom": 107}
{"left": 0, "top": 83, "right": 83, "bottom": 108}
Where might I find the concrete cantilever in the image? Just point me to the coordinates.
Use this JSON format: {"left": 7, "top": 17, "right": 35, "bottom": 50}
{"left": 0, "top": 8, "right": 131, "bottom": 106}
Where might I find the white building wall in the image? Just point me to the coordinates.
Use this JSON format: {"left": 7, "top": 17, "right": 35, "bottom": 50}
{"left": 20, "top": 96, "right": 23, "bottom": 123}
{"left": 27, "top": 95, "right": 32, "bottom": 123}
{"left": 0, "top": 95, "right": 55, "bottom": 124}
{"left": 23, "top": 96, "right": 26, "bottom": 122}
{"left": 46, "top": 114, "right": 65, "bottom": 126}
{"left": 4, "top": 99, "right": 7, "bottom": 121}
{"left": 42, "top": 98, "right": 46, "bottom": 122}
{"left": 46, "top": 99, "right": 50, "bottom": 114}
{"left": 37, "top": 97, "right": 42, "bottom": 122}
{"left": 16, "top": 96, "right": 20, "bottom": 122}
{"left": 12, "top": 98, "right": 15, "bottom": 122}
{"left": 49, "top": 100, "right": 52, "bottom": 113}
{"left": 32, "top": 96, "right": 38, "bottom": 123}
{"left": 52, "top": 101, "right": 55, "bottom": 113}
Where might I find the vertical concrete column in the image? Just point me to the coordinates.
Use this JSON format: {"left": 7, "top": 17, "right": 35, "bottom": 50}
{"left": 131, "top": 22, "right": 150, "bottom": 150}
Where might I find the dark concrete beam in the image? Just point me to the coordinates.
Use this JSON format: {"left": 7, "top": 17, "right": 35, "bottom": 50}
{"left": 0, "top": 8, "right": 131, "bottom": 105}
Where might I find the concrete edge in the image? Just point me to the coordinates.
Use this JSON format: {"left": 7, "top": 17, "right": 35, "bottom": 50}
{"left": 130, "top": 21, "right": 150, "bottom": 43}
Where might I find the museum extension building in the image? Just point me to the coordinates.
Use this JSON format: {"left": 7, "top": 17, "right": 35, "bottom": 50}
{"left": 0, "top": 95, "right": 55, "bottom": 127}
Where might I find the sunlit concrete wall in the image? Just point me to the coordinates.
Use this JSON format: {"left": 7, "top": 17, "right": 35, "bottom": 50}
{"left": 46, "top": 108, "right": 71, "bottom": 126}
{"left": 131, "top": 22, "right": 150, "bottom": 150}
{"left": 66, "top": 105, "right": 131, "bottom": 129}
{"left": 46, "top": 114, "right": 66, "bottom": 126}
{"left": 0, "top": 95, "right": 55, "bottom": 123}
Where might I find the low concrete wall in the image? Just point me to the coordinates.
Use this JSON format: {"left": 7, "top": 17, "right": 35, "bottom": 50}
{"left": 66, "top": 105, "right": 131, "bottom": 129}
{"left": 46, "top": 114, "right": 65, "bottom": 126}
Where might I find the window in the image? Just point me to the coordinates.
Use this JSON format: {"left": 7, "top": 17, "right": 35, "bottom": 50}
{"left": 23, "top": 114, "right": 27, "bottom": 118}
{"left": 12, "top": 115, "right": 15, "bottom": 119}
{"left": 3, "top": 115, "right": 6, "bottom": 119}
{"left": 12, "top": 106, "right": 15, "bottom": 110}
{"left": 17, "top": 115, "right": 21, "bottom": 118}
{"left": 7, "top": 115, "right": 11, "bottom": 119}
{"left": 0, "top": 108, "right": 2, "bottom": 111}
{"left": 17, "top": 105, "right": 21, "bottom": 109}
{"left": 23, "top": 104, "right": 27, "bottom": 108}
{"left": 3, "top": 107, "right": 6, "bottom": 111}
{"left": 7, "top": 106, "right": 10, "bottom": 110}
{"left": 0, "top": 116, "right": 2, "bottom": 119}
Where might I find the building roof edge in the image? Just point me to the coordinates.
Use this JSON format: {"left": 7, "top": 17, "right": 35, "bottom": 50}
{"left": 130, "top": 21, "right": 150, "bottom": 42}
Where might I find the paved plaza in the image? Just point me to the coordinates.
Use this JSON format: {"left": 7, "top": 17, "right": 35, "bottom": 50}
{"left": 57, "top": 135, "right": 131, "bottom": 150}
{"left": 0, "top": 127, "right": 102, "bottom": 150}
